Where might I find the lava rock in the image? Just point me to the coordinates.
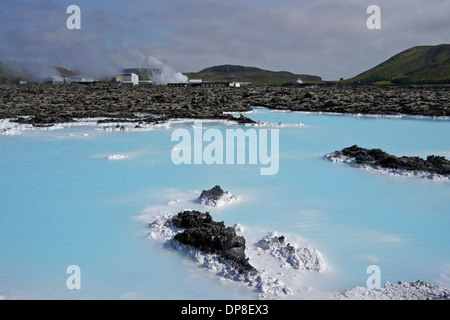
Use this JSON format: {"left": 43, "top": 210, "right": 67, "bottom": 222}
{"left": 168, "top": 210, "right": 254, "bottom": 272}
{"left": 235, "top": 114, "right": 256, "bottom": 124}
{"left": 199, "top": 185, "right": 226, "bottom": 202}
{"left": 1, "top": 82, "right": 449, "bottom": 127}
{"left": 339, "top": 145, "right": 450, "bottom": 175}
{"left": 197, "top": 185, "right": 239, "bottom": 207}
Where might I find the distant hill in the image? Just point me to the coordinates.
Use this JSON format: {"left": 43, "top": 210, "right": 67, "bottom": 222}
{"left": 185, "top": 64, "right": 322, "bottom": 85}
{"left": 55, "top": 67, "right": 80, "bottom": 78}
{"left": 0, "top": 64, "right": 82, "bottom": 82}
{"left": 0, "top": 61, "right": 18, "bottom": 81}
{"left": 346, "top": 44, "right": 450, "bottom": 84}
{"left": 0, "top": 62, "right": 6, "bottom": 80}
{"left": 0, "top": 62, "right": 31, "bottom": 81}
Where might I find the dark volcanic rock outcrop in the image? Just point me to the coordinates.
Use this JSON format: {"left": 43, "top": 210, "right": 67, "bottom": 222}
{"left": 257, "top": 84, "right": 449, "bottom": 117}
{"left": 199, "top": 185, "right": 225, "bottom": 203}
{"left": 326, "top": 145, "right": 450, "bottom": 176}
{"left": 0, "top": 82, "right": 449, "bottom": 127}
{"left": 197, "top": 185, "right": 239, "bottom": 207}
{"left": 168, "top": 210, "right": 254, "bottom": 272}
{"left": 0, "top": 82, "right": 254, "bottom": 126}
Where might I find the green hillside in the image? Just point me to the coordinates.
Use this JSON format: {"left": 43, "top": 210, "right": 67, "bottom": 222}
{"left": 0, "top": 62, "right": 24, "bottom": 81}
{"left": 0, "top": 62, "right": 9, "bottom": 80}
{"left": 346, "top": 44, "right": 450, "bottom": 84}
{"left": 185, "top": 64, "right": 322, "bottom": 85}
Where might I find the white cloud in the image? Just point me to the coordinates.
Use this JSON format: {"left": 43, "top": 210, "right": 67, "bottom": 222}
{"left": 1, "top": 0, "right": 448, "bottom": 80}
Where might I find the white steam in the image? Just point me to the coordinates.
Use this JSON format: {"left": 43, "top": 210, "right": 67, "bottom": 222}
{"left": 143, "top": 55, "right": 188, "bottom": 85}
{"left": 0, "top": 2, "right": 188, "bottom": 83}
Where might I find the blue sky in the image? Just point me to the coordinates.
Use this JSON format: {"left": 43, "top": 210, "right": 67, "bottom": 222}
{"left": 0, "top": 0, "right": 448, "bottom": 80}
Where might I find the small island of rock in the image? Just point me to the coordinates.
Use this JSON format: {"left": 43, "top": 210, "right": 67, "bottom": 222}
{"left": 324, "top": 145, "right": 450, "bottom": 179}
{"left": 197, "top": 185, "right": 240, "bottom": 207}
{"left": 168, "top": 210, "right": 254, "bottom": 272}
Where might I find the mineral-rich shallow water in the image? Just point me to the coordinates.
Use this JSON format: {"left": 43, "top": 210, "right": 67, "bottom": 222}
{"left": 0, "top": 108, "right": 449, "bottom": 299}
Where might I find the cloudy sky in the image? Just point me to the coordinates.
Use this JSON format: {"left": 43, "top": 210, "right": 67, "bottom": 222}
{"left": 0, "top": 0, "right": 448, "bottom": 80}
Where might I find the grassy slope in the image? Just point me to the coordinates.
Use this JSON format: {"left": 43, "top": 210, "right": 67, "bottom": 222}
{"left": 346, "top": 44, "right": 450, "bottom": 84}
{"left": 0, "top": 62, "right": 9, "bottom": 80}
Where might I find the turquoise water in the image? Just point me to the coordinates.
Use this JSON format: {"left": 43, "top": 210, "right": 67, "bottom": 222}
{"left": 0, "top": 108, "right": 449, "bottom": 299}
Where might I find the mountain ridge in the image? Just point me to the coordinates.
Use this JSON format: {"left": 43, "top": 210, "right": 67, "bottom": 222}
{"left": 185, "top": 64, "right": 322, "bottom": 84}
{"left": 346, "top": 44, "right": 450, "bottom": 84}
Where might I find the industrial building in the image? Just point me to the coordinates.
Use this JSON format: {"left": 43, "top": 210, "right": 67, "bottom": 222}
{"left": 139, "top": 80, "right": 154, "bottom": 85}
{"left": 167, "top": 82, "right": 189, "bottom": 87}
{"left": 116, "top": 73, "right": 139, "bottom": 85}
{"left": 229, "top": 82, "right": 252, "bottom": 87}
{"left": 43, "top": 75, "right": 95, "bottom": 84}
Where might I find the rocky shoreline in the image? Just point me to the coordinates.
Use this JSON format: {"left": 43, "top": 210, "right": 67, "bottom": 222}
{"left": 324, "top": 145, "right": 450, "bottom": 179}
{"left": 0, "top": 82, "right": 448, "bottom": 127}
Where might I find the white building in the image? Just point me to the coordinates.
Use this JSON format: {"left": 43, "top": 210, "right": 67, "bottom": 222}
{"left": 46, "top": 75, "right": 94, "bottom": 84}
{"left": 229, "top": 82, "right": 252, "bottom": 87}
{"left": 116, "top": 73, "right": 139, "bottom": 85}
{"left": 139, "top": 80, "right": 153, "bottom": 85}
